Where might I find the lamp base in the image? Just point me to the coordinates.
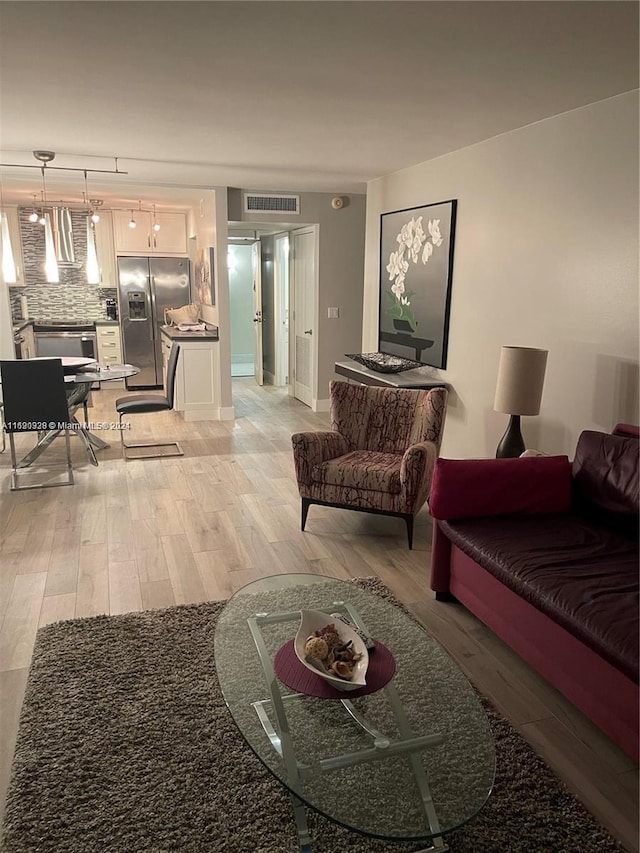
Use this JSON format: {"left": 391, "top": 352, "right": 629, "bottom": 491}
{"left": 496, "top": 415, "right": 525, "bottom": 458}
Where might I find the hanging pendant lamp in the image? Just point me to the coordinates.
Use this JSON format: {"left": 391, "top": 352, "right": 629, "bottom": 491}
{"left": 86, "top": 220, "right": 100, "bottom": 285}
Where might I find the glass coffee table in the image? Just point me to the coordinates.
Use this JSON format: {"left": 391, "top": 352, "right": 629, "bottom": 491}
{"left": 214, "top": 574, "right": 495, "bottom": 852}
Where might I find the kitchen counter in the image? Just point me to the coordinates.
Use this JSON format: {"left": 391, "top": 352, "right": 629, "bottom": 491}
{"left": 160, "top": 326, "right": 220, "bottom": 420}
{"left": 160, "top": 324, "right": 219, "bottom": 341}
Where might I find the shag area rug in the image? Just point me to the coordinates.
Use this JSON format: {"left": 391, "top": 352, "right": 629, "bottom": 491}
{"left": 1, "top": 578, "right": 626, "bottom": 853}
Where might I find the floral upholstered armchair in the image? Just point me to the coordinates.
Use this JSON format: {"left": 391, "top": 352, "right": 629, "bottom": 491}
{"left": 291, "top": 380, "right": 448, "bottom": 548}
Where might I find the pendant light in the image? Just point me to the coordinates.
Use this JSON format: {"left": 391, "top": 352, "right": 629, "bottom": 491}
{"left": 83, "top": 170, "right": 101, "bottom": 225}
{"left": 0, "top": 213, "right": 17, "bottom": 283}
{"left": 128, "top": 208, "right": 137, "bottom": 229}
{"left": 43, "top": 212, "right": 59, "bottom": 283}
{"left": 152, "top": 204, "right": 160, "bottom": 232}
{"left": 28, "top": 194, "right": 39, "bottom": 223}
{"left": 0, "top": 177, "right": 17, "bottom": 283}
{"left": 39, "top": 166, "right": 59, "bottom": 282}
{"left": 86, "top": 220, "right": 100, "bottom": 285}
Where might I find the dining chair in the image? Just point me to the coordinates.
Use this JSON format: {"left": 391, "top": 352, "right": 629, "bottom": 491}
{"left": 115, "top": 343, "right": 183, "bottom": 459}
{"left": 0, "top": 358, "right": 74, "bottom": 490}
{"left": 292, "top": 380, "right": 448, "bottom": 548}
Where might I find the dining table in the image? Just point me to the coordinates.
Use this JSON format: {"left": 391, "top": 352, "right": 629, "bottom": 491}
{"left": 16, "top": 358, "right": 140, "bottom": 469}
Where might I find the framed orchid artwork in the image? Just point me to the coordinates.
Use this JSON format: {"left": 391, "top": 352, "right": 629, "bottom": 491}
{"left": 378, "top": 200, "right": 457, "bottom": 369}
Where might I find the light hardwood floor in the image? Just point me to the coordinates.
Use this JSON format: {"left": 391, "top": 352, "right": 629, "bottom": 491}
{"left": 0, "top": 379, "right": 637, "bottom": 850}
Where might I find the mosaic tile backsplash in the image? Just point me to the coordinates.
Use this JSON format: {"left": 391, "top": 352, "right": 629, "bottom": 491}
{"left": 9, "top": 208, "right": 117, "bottom": 323}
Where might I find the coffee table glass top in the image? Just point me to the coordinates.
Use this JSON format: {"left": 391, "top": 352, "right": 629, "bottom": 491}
{"left": 215, "top": 574, "right": 495, "bottom": 843}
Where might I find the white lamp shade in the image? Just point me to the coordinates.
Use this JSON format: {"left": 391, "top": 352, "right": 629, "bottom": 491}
{"left": 494, "top": 346, "right": 548, "bottom": 416}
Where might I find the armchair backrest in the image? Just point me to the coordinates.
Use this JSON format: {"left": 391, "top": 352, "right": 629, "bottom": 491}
{"left": 329, "top": 380, "right": 447, "bottom": 454}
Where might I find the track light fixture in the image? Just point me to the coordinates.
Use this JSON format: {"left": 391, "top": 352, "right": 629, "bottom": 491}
{"left": 152, "top": 204, "right": 160, "bottom": 232}
{"left": 128, "top": 209, "right": 137, "bottom": 229}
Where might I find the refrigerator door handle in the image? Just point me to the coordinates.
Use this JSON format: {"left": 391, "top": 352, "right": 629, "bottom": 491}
{"left": 149, "top": 279, "right": 157, "bottom": 342}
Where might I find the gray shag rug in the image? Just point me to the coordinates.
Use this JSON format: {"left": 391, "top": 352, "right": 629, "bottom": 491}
{"left": 1, "top": 578, "right": 626, "bottom": 853}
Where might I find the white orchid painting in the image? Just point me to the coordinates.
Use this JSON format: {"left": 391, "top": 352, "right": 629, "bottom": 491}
{"left": 379, "top": 200, "right": 457, "bottom": 370}
{"left": 384, "top": 215, "right": 444, "bottom": 332}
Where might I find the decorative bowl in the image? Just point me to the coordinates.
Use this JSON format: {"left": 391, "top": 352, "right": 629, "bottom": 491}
{"left": 346, "top": 352, "right": 424, "bottom": 374}
{"left": 294, "top": 610, "right": 369, "bottom": 692}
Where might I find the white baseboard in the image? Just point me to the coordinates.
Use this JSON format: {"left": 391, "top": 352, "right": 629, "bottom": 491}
{"left": 312, "top": 397, "right": 330, "bottom": 413}
{"left": 219, "top": 406, "right": 235, "bottom": 421}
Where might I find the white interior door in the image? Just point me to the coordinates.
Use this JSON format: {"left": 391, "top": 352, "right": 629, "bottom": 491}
{"left": 274, "top": 233, "right": 290, "bottom": 387}
{"left": 252, "top": 241, "right": 263, "bottom": 386}
{"left": 291, "top": 226, "right": 317, "bottom": 406}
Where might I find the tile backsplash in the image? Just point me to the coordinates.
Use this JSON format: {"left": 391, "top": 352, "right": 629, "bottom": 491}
{"left": 10, "top": 208, "right": 117, "bottom": 323}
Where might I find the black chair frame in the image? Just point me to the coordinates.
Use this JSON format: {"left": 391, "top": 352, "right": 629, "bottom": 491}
{"left": 116, "top": 343, "right": 183, "bottom": 460}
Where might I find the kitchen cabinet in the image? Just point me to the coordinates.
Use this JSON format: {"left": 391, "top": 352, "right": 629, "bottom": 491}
{"left": 95, "top": 322, "right": 123, "bottom": 365}
{"left": 15, "top": 322, "right": 36, "bottom": 359}
{"left": 112, "top": 211, "right": 187, "bottom": 255}
{"left": 160, "top": 327, "right": 220, "bottom": 421}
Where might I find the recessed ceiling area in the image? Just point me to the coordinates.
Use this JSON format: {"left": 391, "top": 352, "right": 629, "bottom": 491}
{"left": 0, "top": 2, "right": 637, "bottom": 198}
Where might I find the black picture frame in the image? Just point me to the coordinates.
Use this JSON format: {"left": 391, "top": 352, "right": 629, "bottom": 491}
{"left": 378, "top": 199, "right": 457, "bottom": 369}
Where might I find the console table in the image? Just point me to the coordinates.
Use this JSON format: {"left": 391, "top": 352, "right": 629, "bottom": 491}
{"left": 335, "top": 360, "right": 447, "bottom": 390}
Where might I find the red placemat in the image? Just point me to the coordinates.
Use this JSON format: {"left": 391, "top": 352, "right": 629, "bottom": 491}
{"left": 274, "top": 639, "right": 396, "bottom": 699}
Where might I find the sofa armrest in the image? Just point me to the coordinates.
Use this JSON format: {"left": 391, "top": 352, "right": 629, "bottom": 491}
{"left": 429, "top": 455, "right": 572, "bottom": 520}
{"left": 400, "top": 441, "right": 438, "bottom": 510}
{"left": 291, "top": 431, "right": 350, "bottom": 486}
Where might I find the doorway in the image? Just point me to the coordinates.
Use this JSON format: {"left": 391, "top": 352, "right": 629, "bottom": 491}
{"left": 227, "top": 242, "right": 256, "bottom": 377}
{"left": 227, "top": 222, "right": 318, "bottom": 406}
{"left": 274, "top": 233, "right": 290, "bottom": 387}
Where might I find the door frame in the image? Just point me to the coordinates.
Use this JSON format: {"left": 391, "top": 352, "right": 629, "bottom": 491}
{"left": 289, "top": 225, "right": 319, "bottom": 407}
{"left": 252, "top": 241, "right": 264, "bottom": 386}
{"left": 274, "top": 231, "right": 290, "bottom": 387}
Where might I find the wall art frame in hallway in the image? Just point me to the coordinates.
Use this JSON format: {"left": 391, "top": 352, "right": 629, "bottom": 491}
{"left": 378, "top": 199, "right": 457, "bottom": 370}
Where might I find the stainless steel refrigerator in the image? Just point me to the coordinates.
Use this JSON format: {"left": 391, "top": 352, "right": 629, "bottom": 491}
{"left": 117, "top": 257, "right": 190, "bottom": 389}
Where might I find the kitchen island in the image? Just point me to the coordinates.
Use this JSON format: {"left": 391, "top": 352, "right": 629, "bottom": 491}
{"left": 160, "top": 325, "right": 221, "bottom": 421}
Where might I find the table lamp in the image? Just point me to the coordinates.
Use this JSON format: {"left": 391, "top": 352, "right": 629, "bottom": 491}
{"left": 494, "top": 346, "right": 548, "bottom": 458}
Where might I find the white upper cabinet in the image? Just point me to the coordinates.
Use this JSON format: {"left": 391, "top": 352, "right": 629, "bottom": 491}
{"left": 113, "top": 210, "right": 187, "bottom": 255}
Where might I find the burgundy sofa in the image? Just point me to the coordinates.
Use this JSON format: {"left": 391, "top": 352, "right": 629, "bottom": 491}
{"left": 428, "top": 425, "right": 639, "bottom": 759}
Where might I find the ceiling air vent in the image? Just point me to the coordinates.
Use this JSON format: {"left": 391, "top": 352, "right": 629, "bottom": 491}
{"left": 243, "top": 193, "right": 300, "bottom": 215}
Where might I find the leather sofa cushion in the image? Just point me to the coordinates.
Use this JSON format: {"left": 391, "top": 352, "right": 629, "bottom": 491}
{"left": 429, "top": 455, "right": 572, "bottom": 520}
{"left": 312, "top": 451, "right": 402, "bottom": 493}
{"left": 572, "top": 430, "right": 639, "bottom": 521}
{"left": 440, "top": 514, "right": 639, "bottom": 682}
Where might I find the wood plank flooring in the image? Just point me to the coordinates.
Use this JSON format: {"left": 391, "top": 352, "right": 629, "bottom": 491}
{"left": 0, "top": 379, "right": 637, "bottom": 850}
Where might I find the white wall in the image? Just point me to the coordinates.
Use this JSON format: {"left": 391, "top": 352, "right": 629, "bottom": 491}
{"left": 363, "top": 92, "right": 639, "bottom": 458}
{"left": 187, "top": 187, "right": 234, "bottom": 418}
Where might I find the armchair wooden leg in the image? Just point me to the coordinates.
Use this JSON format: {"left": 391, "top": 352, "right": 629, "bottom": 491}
{"left": 301, "top": 498, "right": 311, "bottom": 531}
{"left": 404, "top": 515, "right": 414, "bottom": 550}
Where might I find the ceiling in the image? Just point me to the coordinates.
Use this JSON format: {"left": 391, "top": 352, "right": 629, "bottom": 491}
{"left": 0, "top": 1, "right": 637, "bottom": 208}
